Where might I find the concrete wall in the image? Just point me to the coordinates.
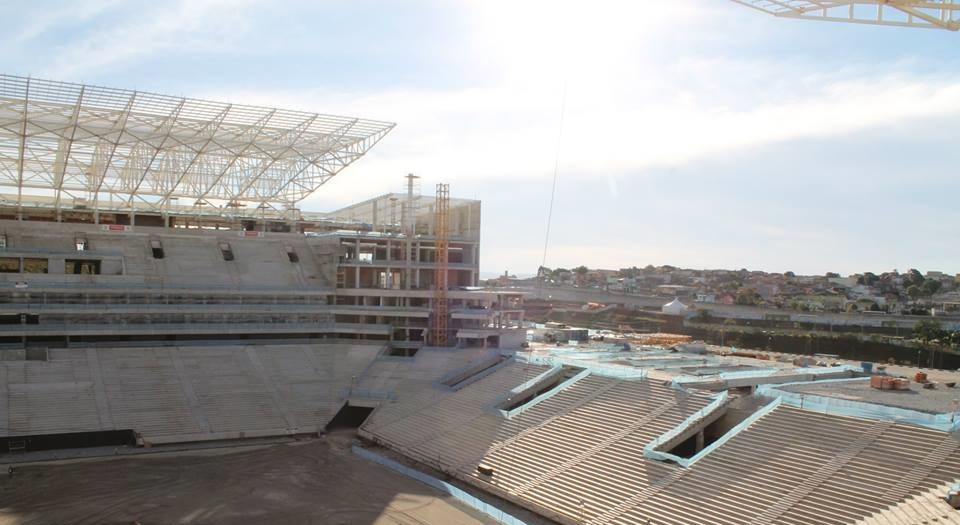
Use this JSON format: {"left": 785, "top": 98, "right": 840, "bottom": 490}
{"left": 0, "top": 220, "right": 338, "bottom": 291}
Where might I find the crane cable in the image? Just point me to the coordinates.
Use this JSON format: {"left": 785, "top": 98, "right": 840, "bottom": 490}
{"left": 505, "top": 83, "right": 569, "bottom": 488}
{"left": 538, "top": 82, "right": 568, "bottom": 295}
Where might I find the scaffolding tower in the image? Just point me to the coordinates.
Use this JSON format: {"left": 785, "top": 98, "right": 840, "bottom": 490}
{"left": 402, "top": 174, "right": 420, "bottom": 292}
{"left": 432, "top": 183, "right": 450, "bottom": 346}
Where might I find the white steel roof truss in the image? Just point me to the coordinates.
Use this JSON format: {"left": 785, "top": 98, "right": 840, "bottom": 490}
{"left": 0, "top": 74, "right": 394, "bottom": 213}
{"left": 731, "top": 0, "right": 960, "bottom": 30}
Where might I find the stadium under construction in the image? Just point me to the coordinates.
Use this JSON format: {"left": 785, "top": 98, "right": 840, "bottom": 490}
{"left": 0, "top": 72, "right": 957, "bottom": 525}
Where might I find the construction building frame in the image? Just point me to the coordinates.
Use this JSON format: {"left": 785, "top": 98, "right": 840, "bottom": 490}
{"left": 732, "top": 0, "right": 960, "bottom": 30}
{"left": 0, "top": 74, "right": 395, "bottom": 221}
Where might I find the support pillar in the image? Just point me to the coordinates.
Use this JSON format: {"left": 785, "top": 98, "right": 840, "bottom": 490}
{"left": 355, "top": 238, "right": 362, "bottom": 288}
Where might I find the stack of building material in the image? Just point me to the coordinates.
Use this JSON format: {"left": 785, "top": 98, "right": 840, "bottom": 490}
{"left": 870, "top": 375, "right": 910, "bottom": 391}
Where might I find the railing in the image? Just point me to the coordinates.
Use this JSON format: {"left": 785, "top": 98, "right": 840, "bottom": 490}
{"left": 0, "top": 304, "right": 339, "bottom": 313}
{"left": 310, "top": 230, "right": 480, "bottom": 242}
{"left": 0, "top": 278, "right": 334, "bottom": 293}
{"left": 0, "top": 321, "right": 392, "bottom": 335}
{"left": 0, "top": 294, "right": 332, "bottom": 307}
{"left": 339, "top": 259, "right": 478, "bottom": 270}
{"left": 0, "top": 247, "right": 124, "bottom": 257}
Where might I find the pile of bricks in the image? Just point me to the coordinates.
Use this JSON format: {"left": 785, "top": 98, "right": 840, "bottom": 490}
{"left": 870, "top": 375, "right": 910, "bottom": 391}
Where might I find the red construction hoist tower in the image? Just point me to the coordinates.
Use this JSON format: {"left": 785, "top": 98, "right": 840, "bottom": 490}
{"left": 432, "top": 183, "right": 450, "bottom": 346}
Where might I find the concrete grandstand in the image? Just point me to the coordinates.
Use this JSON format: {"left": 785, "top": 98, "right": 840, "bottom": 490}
{"left": 0, "top": 74, "right": 957, "bottom": 525}
{"left": 0, "top": 74, "right": 524, "bottom": 444}
{"left": 358, "top": 347, "right": 960, "bottom": 525}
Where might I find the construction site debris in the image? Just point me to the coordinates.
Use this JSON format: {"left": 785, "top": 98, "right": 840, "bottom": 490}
{"left": 870, "top": 375, "right": 911, "bottom": 391}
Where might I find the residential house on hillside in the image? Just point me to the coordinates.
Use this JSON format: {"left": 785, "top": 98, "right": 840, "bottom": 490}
{"left": 695, "top": 292, "right": 717, "bottom": 304}
{"left": 656, "top": 284, "right": 694, "bottom": 297}
{"left": 754, "top": 283, "right": 781, "bottom": 302}
{"left": 585, "top": 269, "right": 619, "bottom": 283}
{"left": 828, "top": 276, "right": 858, "bottom": 288}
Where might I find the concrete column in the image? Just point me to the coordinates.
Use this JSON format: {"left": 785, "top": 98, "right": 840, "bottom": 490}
{"left": 465, "top": 203, "right": 471, "bottom": 238}
{"left": 695, "top": 430, "right": 705, "bottom": 453}
{"left": 355, "top": 238, "right": 362, "bottom": 288}
{"left": 404, "top": 238, "right": 413, "bottom": 290}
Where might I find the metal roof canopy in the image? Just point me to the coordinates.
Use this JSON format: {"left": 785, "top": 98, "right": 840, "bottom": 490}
{"left": 731, "top": 1, "right": 960, "bottom": 30}
{"left": 0, "top": 74, "right": 395, "bottom": 215}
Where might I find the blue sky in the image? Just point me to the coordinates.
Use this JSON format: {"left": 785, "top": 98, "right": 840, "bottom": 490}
{"left": 4, "top": 0, "right": 960, "bottom": 277}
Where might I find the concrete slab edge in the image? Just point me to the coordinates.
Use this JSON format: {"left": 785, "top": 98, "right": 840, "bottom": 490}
{"left": 352, "top": 444, "right": 533, "bottom": 525}
{"left": 757, "top": 379, "right": 960, "bottom": 432}
{"left": 500, "top": 368, "right": 591, "bottom": 419}
{"left": 644, "top": 394, "right": 782, "bottom": 468}
{"left": 643, "top": 391, "right": 729, "bottom": 466}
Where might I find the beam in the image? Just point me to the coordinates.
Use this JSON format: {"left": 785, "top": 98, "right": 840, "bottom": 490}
{"left": 160, "top": 104, "right": 232, "bottom": 207}
{"left": 53, "top": 86, "right": 86, "bottom": 215}
{"left": 193, "top": 109, "right": 276, "bottom": 204}
{"left": 16, "top": 78, "right": 29, "bottom": 216}
{"left": 126, "top": 98, "right": 186, "bottom": 205}
{"left": 730, "top": 0, "right": 960, "bottom": 30}
{"left": 92, "top": 91, "right": 138, "bottom": 219}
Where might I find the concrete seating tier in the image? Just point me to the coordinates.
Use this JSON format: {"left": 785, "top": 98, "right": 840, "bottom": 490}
{"left": 0, "top": 343, "right": 382, "bottom": 444}
{"left": 615, "top": 407, "right": 960, "bottom": 525}
{"left": 360, "top": 355, "right": 960, "bottom": 525}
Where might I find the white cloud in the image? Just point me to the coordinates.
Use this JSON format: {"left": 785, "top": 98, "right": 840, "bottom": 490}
{"left": 216, "top": 67, "right": 960, "bottom": 216}
{"left": 6, "top": 0, "right": 120, "bottom": 46}
{"left": 36, "top": 0, "right": 960, "bottom": 211}
{"left": 15, "top": 0, "right": 958, "bottom": 274}
{"left": 42, "top": 0, "right": 254, "bottom": 78}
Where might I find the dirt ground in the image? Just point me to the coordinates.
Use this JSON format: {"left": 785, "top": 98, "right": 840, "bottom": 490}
{"left": 0, "top": 432, "right": 498, "bottom": 525}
